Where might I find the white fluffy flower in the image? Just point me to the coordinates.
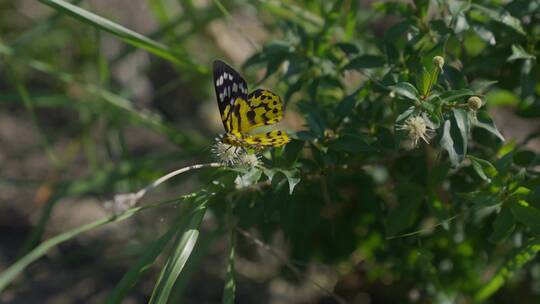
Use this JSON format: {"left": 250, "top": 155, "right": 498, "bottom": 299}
{"left": 397, "top": 116, "right": 433, "bottom": 147}
{"left": 238, "top": 153, "right": 260, "bottom": 167}
{"left": 212, "top": 141, "right": 242, "bottom": 165}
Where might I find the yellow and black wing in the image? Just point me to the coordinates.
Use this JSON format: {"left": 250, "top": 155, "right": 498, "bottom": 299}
{"left": 213, "top": 60, "right": 249, "bottom": 133}
{"left": 213, "top": 60, "right": 289, "bottom": 148}
{"left": 242, "top": 89, "right": 289, "bottom": 147}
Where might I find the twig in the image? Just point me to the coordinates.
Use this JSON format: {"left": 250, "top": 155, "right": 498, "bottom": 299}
{"left": 385, "top": 215, "right": 458, "bottom": 240}
{"left": 105, "top": 162, "right": 223, "bottom": 212}
{"left": 237, "top": 228, "right": 348, "bottom": 304}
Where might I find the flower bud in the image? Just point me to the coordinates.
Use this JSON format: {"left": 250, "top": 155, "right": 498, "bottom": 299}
{"left": 433, "top": 56, "right": 445, "bottom": 70}
{"left": 467, "top": 96, "right": 482, "bottom": 111}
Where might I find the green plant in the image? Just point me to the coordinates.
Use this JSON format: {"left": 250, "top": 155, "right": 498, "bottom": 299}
{"left": 1, "top": 0, "right": 539, "bottom": 303}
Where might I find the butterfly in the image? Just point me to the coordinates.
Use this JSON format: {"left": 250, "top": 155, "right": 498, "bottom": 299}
{"left": 213, "top": 60, "right": 290, "bottom": 150}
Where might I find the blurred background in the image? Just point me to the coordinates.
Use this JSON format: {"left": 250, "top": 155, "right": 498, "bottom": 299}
{"left": 1, "top": 0, "right": 540, "bottom": 303}
{"left": 0, "top": 1, "right": 323, "bottom": 303}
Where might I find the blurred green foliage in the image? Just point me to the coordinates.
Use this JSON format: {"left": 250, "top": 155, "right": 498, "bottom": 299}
{"left": 1, "top": 0, "right": 540, "bottom": 303}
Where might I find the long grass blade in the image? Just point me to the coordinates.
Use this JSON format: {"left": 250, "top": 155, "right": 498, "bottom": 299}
{"left": 475, "top": 238, "right": 540, "bottom": 302}
{"left": 106, "top": 217, "right": 185, "bottom": 303}
{"left": 38, "top": 0, "right": 207, "bottom": 73}
{"left": 222, "top": 234, "right": 236, "bottom": 304}
{"left": 0, "top": 196, "right": 190, "bottom": 294}
{"left": 149, "top": 198, "right": 208, "bottom": 303}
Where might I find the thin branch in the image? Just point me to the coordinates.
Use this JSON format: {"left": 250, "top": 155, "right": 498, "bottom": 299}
{"left": 385, "top": 215, "right": 458, "bottom": 240}
{"left": 237, "top": 228, "right": 348, "bottom": 304}
{"left": 105, "top": 162, "right": 223, "bottom": 212}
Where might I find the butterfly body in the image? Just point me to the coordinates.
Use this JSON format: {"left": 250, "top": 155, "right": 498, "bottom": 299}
{"left": 213, "top": 60, "right": 289, "bottom": 150}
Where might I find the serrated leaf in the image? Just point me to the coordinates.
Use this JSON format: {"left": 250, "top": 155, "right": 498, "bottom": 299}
{"left": 344, "top": 55, "right": 386, "bottom": 70}
{"left": 390, "top": 82, "right": 420, "bottom": 101}
{"left": 489, "top": 206, "right": 515, "bottom": 243}
{"left": 510, "top": 200, "right": 540, "bottom": 234}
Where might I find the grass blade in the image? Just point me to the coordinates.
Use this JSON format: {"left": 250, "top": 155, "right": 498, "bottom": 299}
{"left": 38, "top": 0, "right": 207, "bottom": 73}
{"left": 475, "top": 238, "right": 540, "bottom": 302}
{"left": 106, "top": 217, "right": 184, "bottom": 303}
{"left": 149, "top": 198, "right": 208, "bottom": 303}
{"left": 0, "top": 197, "right": 189, "bottom": 294}
{"left": 222, "top": 234, "right": 236, "bottom": 304}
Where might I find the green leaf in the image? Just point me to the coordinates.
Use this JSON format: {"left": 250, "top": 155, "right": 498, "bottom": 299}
{"left": 329, "top": 134, "right": 373, "bottom": 153}
{"left": 439, "top": 89, "right": 475, "bottom": 103}
{"left": 334, "top": 42, "right": 359, "bottom": 55}
{"left": 264, "top": 167, "right": 300, "bottom": 195}
{"left": 470, "top": 79, "right": 498, "bottom": 94}
{"left": 335, "top": 90, "right": 361, "bottom": 121}
{"left": 475, "top": 238, "right": 540, "bottom": 302}
{"left": 468, "top": 155, "right": 498, "bottom": 182}
{"left": 149, "top": 198, "right": 208, "bottom": 303}
{"left": 508, "top": 44, "right": 536, "bottom": 62}
{"left": 390, "top": 82, "right": 420, "bottom": 101}
{"left": 38, "top": 0, "right": 206, "bottom": 73}
{"left": 509, "top": 200, "right": 540, "bottom": 234}
{"left": 473, "top": 111, "right": 505, "bottom": 141}
{"left": 344, "top": 55, "right": 386, "bottom": 70}
{"left": 386, "top": 183, "right": 424, "bottom": 235}
{"left": 459, "top": 191, "right": 500, "bottom": 207}
{"left": 489, "top": 206, "right": 515, "bottom": 243}
{"left": 453, "top": 109, "right": 469, "bottom": 156}
{"left": 396, "top": 106, "right": 416, "bottom": 123}
{"left": 280, "top": 169, "right": 301, "bottom": 195}
{"left": 107, "top": 219, "right": 183, "bottom": 303}
{"left": 280, "top": 139, "right": 305, "bottom": 168}
{"left": 440, "top": 120, "right": 460, "bottom": 166}
{"left": 417, "top": 67, "right": 432, "bottom": 96}
{"left": 471, "top": 4, "right": 525, "bottom": 35}
{"left": 234, "top": 168, "right": 263, "bottom": 188}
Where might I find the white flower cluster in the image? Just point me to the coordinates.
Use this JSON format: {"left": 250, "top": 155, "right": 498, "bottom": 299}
{"left": 211, "top": 140, "right": 260, "bottom": 167}
{"left": 397, "top": 116, "right": 434, "bottom": 147}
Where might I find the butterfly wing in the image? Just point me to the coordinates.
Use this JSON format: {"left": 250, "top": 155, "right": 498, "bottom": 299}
{"left": 213, "top": 60, "right": 290, "bottom": 149}
{"left": 213, "top": 60, "right": 249, "bottom": 132}
{"left": 239, "top": 89, "right": 285, "bottom": 132}
{"left": 243, "top": 130, "right": 290, "bottom": 148}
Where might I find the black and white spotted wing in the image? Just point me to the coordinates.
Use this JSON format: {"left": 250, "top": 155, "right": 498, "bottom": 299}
{"left": 213, "top": 60, "right": 249, "bottom": 132}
